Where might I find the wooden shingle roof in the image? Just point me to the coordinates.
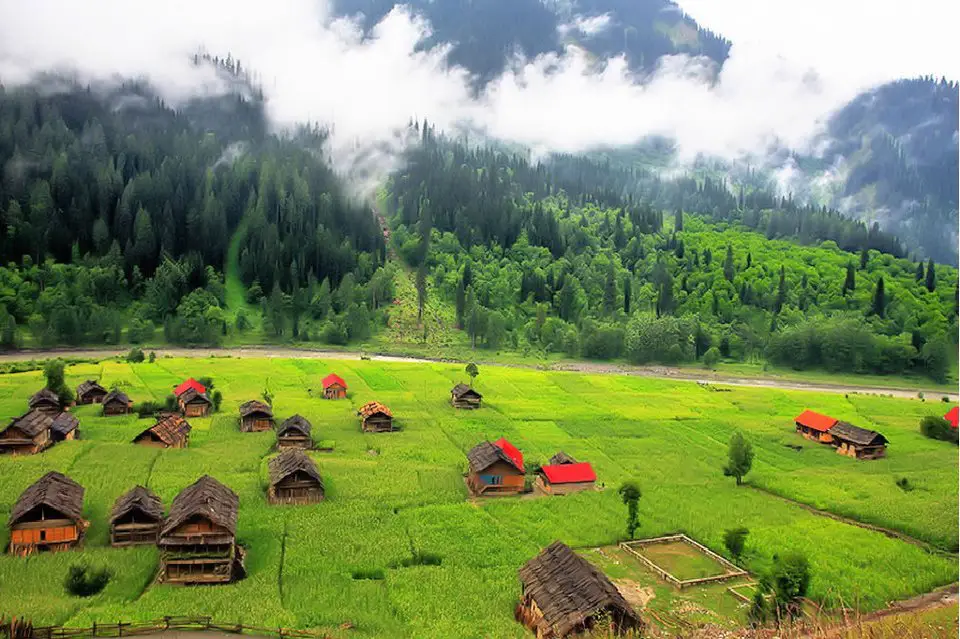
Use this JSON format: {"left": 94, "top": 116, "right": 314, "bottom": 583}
{"left": 467, "top": 440, "right": 523, "bottom": 473}
{"left": 268, "top": 449, "right": 323, "bottom": 488}
{"left": 110, "top": 485, "right": 163, "bottom": 524}
{"left": 239, "top": 400, "right": 273, "bottom": 418}
{"left": 452, "top": 383, "right": 482, "bottom": 399}
{"left": 7, "top": 410, "right": 54, "bottom": 437}
{"left": 278, "top": 415, "right": 312, "bottom": 437}
{"left": 549, "top": 451, "right": 577, "bottom": 465}
{"left": 50, "top": 412, "right": 79, "bottom": 436}
{"left": 519, "top": 541, "right": 641, "bottom": 638}
{"left": 103, "top": 389, "right": 131, "bottom": 406}
{"left": 138, "top": 413, "right": 191, "bottom": 446}
{"left": 357, "top": 401, "right": 392, "bottom": 418}
{"left": 179, "top": 388, "right": 212, "bottom": 405}
{"left": 162, "top": 475, "right": 238, "bottom": 537}
{"left": 77, "top": 380, "right": 106, "bottom": 397}
{"left": 831, "top": 421, "right": 888, "bottom": 447}
{"left": 9, "top": 471, "right": 85, "bottom": 526}
{"left": 29, "top": 388, "right": 60, "bottom": 408}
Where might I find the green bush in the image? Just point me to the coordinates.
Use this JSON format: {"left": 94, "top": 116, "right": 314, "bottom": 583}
{"left": 64, "top": 565, "right": 110, "bottom": 597}
{"left": 919, "top": 416, "right": 958, "bottom": 444}
{"left": 703, "top": 347, "right": 721, "bottom": 369}
{"left": 134, "top": 400, "right": 165, "bottom": 417}
{"left": 126, "top": 347, "right": 145, "bottom": 363}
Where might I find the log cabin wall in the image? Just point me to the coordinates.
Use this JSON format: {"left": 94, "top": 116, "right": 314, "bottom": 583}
{"left": 469, "top": 460, "right": 525, "bottom": 495}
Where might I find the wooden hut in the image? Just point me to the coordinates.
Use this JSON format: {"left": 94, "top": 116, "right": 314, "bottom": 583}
{"left": 178, "top": 388, "right": 212, "bottom": 418}
{"left": 830, "top": 422, "right": 888, "bottom": 460}
{"left": 277, "top": 415, "right": 313, "bottom": 450}
{"left": 29, "top": 388, "right": 61, "bottom": 413}
{"left": 466, "top": 437, "right": 525, "bottom": 496}
{"left": 535, "top": 463, "right": 597, "bottom": 496}
{"left": 357, "top": 401, "right": 394, "bottom": 432}
{"left": 451, "top": 383, "right": 483, "bottom": 409}
{"left": 794, "top": 409, "right": 837, "bottom": 443}
{"left": 321, "top": 373, "right": 347, "bottom": 400}
{"left": 133, "top": 413, "right": 191, "bottom": 448}
{"left": 8, "top": 472, "right": 87, "bottom": 555}
{"left": 158, "top": 476, "right": 243, "bottom": 584}
{"left": 0, "top": 411, "right": 54, "bottom": 455}
{"left": 517, "top": 541, "right": 642, "bottom": 638}
{"left": 267, "top": 449, "right": 324, "bottom": 505}
{"left": 239, "top": 400, "right": 274, "bottom": 432}
{"left": 76, "top": 380, "right": 107, "bottom": 405}
{"left": 548, "top": 452, "right": 577, "bottom": 466}
{"left": 110, "top": 486, "right": 163, "bottom": 546}
{"left": 102, "top": 389, "right": 133, "bottom": 416}
{"left": 49, "top": 413, "right": 79, "bottom": 443}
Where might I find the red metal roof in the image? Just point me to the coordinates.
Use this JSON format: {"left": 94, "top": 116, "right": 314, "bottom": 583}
{"left": 945, "top": 406, "right": 959, "bottom": 428}
{"left": 322, "top": 373, "right": 347, "bottom": 389}
{"left": 494, "top": 437, "right": 524, "bottom": 472}
{"left": 794, "top": 409, "right": 838, "bottom": 433}
{"left": 541, "top": 462, "right": 596, "bottom": 484}
{"left": 174, "top": 378, "right": 206, "bottom": 397}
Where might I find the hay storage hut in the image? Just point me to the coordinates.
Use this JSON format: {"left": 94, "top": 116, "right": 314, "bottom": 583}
{"left": 277, "top": 415, "right": 313, "bottom": 450}
{"left": 357, "top": 401, "right": 394, "bottom": 432}
{"left": 178, "top": 388, "right": 212, "bottom": 418}
{"left": 535, "top": 463, "right": 597, "bottom": 496}
{"left": 321, "top": 373, "right": 347, "bottom": 399}
{"left": 517, "top": 541, "right": 642, "bottom": 638}
{"left": 451, "top": 383, "right": 482, "bottom": 409}
{"left": 8, "top": 472, "right": 87, "bottom": 555}
{"left": 830, "top": 422, "right": 888, "bottom": 459}
{"left": 239, "top": 400, "right": 274, "bottom": 432}
{"left": 29, "top": 388, "right": 61, "bottom": 413}
{"left": 158, "top": 475, "right": 242, "bottom": 584}
{"left": 549, "top": 452, "right": 577, "bottom": 466}
{"left": 49, "top": 413, "right": 79, "bottom": 443}
{"left": 110, "top": 486, "right": 163, "bottom": 546}
{"left": 76, "top": 380, "right": 108, "bottom": 405}
{"left": 267, "top": 449, "right": 324, "bottom": 505}
{"left": 102, "top": 389, "right": 133, "bottom": 416}
{"left": 466, "top": 438, "right": 525, "bottom": 496}
{"left": 0, "top": 410, "right": 55, "bottom": 455}
{"left": 794, "top": 409, "right": 837, "bottom": 444}
{"left": 133, "top": 413, "right": 191, "bottom": 448}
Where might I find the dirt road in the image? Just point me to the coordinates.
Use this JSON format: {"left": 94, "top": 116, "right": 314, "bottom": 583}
{"left": 0, "top": 346, "right": 954, "bottom": 401}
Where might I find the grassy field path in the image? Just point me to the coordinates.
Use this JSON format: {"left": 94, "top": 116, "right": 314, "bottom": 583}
{"left": 223, "top": 217, "right": 260, "bottom": 331}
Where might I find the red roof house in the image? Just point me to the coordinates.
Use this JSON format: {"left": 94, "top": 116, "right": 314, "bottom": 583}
{"left": 321, "top": 373, "right": 347, "bottom": 400}
{"left": 945, "top": 406, "right": 959, "bottom": 429}
{"left": 494, "top": 437, "right": 524, "bottom": 473}
{"left": 794, "top": 409, "right": 839, "bottom": 443}
{"left": 537, "top": 462, "right": 597, "bottom": 495}
{"left": 173, "top": 378, "right": 206, "bottom": 397}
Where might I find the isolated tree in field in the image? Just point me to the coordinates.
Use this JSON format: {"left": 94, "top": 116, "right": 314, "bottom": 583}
{"left": 872, "top": 277, "right": 885, "bottom": 317}
{"left": 465, "top": 362, "right": 479, "bottom": 386}
{"left": 842, "top": 263, "right": 855, "bottom": 294}
{"left": 723, "top": 245, "right": 735, "bottom": 282}
{"left": 925, "top": 258, "right": 936, "bottom": 292}
{"left": 212, "top": 390, "right": 223, "bottom": 412}
{"left": 723, "top": 528, "right": 749, "bottom": 561}
{"left": 43, "top": 358, "right": 71, "bottom": 407}
{"left": 618, "top": 481, "right": 642, "bottom": 539}
{"left": 769, "top": 553, "right": 811, "bottom": 620}
{"left": 723, "top": 431, "right": 754, "bottom": 485}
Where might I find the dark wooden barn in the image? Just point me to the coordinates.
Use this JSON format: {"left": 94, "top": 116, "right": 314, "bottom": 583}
{"left": 102, "top": 389, "right": 133, "bottom": 416}
{"left": 517, "top": 541, "right": 642, "bottom": 638}
{"left": 267, "top": 449, "right": 325, "bottom": 505}
{"left": 76, "top": 380, "right": 108, "bottom": 405}
{"left": 466, "top": 437, "right": 525, "bottom": 496}
{"left": 239, "top": 400, "right": 274, "bottom": 432}
{"left": 178, "top": 388, "right": 212, "bottom": 418}
{"left": 277, "top": 415, "right": 313, "bottom": 450}
{"left": 29, "top": 388, "right": 61, "bottom": 413}
{"left": 830, "top": 422, "right": 888, "bottom": 460}
{"left": 110, "top": 486, "right": 163, "bottom": 546}
{"left": 8, "top": 472, "right": 87, "bottom": 555}
{"left": 0, "top": 411, "right": 55, "bottom": 455}
{"left": 159, "top": 475, "right": 243, "bottom": 584}
{"left": 451, "top": 383, "right": 483, "bottom": 409}
{"left": 321, "top": 373, "right": 347, "bottom": 400}
{"left": 133, "top": 413, "right": 191, "bottom": 448}
{"left": 49, "top": 413, "right": 79, "bottom": 443}
{"left": 548, "top": 452, "right": 577, "bottom": 466}
{"left": 357, "top": 401, "right": 395, "bottom": 432}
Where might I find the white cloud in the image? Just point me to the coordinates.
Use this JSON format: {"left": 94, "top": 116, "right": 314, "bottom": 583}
{"left": 559, "top": 13, "right": 614, "bottom": 38}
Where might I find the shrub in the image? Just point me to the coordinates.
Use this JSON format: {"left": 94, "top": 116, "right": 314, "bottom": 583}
{"left": 126, "top": 347, "right": 145, "bottom": 363}
{"left": 919, "top": 416, "right": 958, "bottom": 444}
{"left": 134, "top": 400, "right": 165, "bottom": 418}
{"left": 703, "top": 347, "right": 721, "bottom": 369}
{"left": 395, "top": 552, "right": 443, "bottom": 568}
{"left": 163, "top": 394, "right": 178, "bottom": 412}
{"left": 350, "top": 568, "right": 384, "bottom": 581}
{"left": 724, "top": 527, "right": 749, "bottom": 560}
{"left": 197, "top": 377, "right": 215, "bottom": 390}
{"left": 148, "top": 351, "right": 156, "bottom": 363}
{"left": 64, "top": 565, "right": 110, "bottom": 597}
{"left": 895, "top": 477, "right": 914, "bottom": 492}
{"left": 212, "top": 389, "right": 223, "bottom": 412}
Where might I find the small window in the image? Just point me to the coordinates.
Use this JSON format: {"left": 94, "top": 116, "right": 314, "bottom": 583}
{"left": 39, "top": 530, "right": 46, "bottom": 541}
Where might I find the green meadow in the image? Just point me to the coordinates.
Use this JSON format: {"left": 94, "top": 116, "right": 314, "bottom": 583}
{"left": 0, "top": 357, "right": 956, "bottom": 637}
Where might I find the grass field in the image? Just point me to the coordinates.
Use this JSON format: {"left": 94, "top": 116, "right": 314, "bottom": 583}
{"left": 0, "top": 357, "right": 956, "bottom": 637}
{"left": 634, "top": 541, "right": 729, "bottom": 581}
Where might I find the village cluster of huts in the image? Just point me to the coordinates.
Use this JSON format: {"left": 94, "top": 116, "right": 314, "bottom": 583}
{"left": 0, "top": 390, "right": 78, "bottom": 455}
{"left": 794, "top": 409, "right": 888, "bottom": 459}
{"left": 466, "top": 438, "right": 598, "bottom": 498}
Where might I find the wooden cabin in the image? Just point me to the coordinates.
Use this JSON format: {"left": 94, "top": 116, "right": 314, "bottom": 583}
{"left": 277, "top": 415, "right": 313, "bottom": 450}
{"left": 29, "top": 388, "right": 61, "bottom": 413}
{"left": 159, "top": 476, "right": 243, "bottom": 584}
{"left": 0, "top": 411, "right": 54, "bottom": 455}
{"left": 830, "top": 422, "right": 888, "bottom": 460}
{"left": 102, "top": 389, "right": 133, "bottom": 416}
{"left": 321, "top": 373, "right": 347, "bottom": 400}
{"left": 133, "top": 413, "right": 191, "bottom": 448}
{"left": 451, "top": 383, "right": 482, "bottom": 409}
{"left": 535, "top": 462, "right": 597, "bottom": 496}
{"left": 49, "top": 413, "right": 79, "bottom": 443}
{"left": 8, "top": 472, "right": 87, "bottom": 555}
{"left": 548, "top": 452, "right": 576, "bottom": 466}
{"left": 794, "top": 409, "right": 837, "bottom": 444}
{"left": 178, "top": 388, "right": 212, "bottom": 418}
{"left": 76, "top": 380, "right": 107, "bottom": 405}
{"left": 239, "top": 400, "right": 274, "bottom": 432}
{"left": 517, "top": 541, "right": 642, "bottom": 639}
{"left": 267, "top": 449, "right": 324, "bottom": 505}
{"left": 110, "top": 486, "right": 163, "bottom": 546}
{"left": 174, "top": 378, "right": 207, "bottom": 398}
{"left": 357, "top": 401, "right": 395, "bottom": 432}
{"left": 466, "top": 437, "right": 525, "bottom": 496}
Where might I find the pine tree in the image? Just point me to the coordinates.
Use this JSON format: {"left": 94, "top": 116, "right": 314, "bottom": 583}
{"left": 623, "top": 277, "right": 632, "bottom": 315}
{"left": 746, "top": 252, "right": 752, "bottom": 269}
{"left": 859, "top": 247, "right": 869, "bottom": 270}
{"left": 774, "top": 265, "right": 786, "bottom": 313}
{"left": 872, "top": 277, "right": 885, "bottom": 317}
{"left": 915, "top": 261, "right": 924, "bottom": 281}
{"left": 723, "top": 245, "right": 735, "bottom": 282}
{"left": 842, "top": 263, "right": 855, "bottom": 294}
{"left": 603, "top": 262, "right": 617, "bottom": 314}
{"left": 674, "top": 208, "right": 683, "bottom": 231}
{"left": 925, "top": 258, "right": 936, "bottom": 292}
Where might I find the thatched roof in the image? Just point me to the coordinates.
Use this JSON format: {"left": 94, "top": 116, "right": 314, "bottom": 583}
{"left": 519, "top": 541, "right": 641, "bottom": 637}
{"left": 50, "top": 412, "right": 79, "bottom": 436}
{"left": 831, "top": 422, "right": 888, "bottom": 447}
{"left": 358, "top": 401, "right": 392, "bottom": 419}
{"left": 239, "top": 400, "right": 273, "bottom": 418}
{"left": 76, "top": 380, "right": 106, "bottom": 397}
{"left": 467, "top": 440, "right": 522, "bottom": 473}
{"left": 6, "top": 410, "right": 54, "bottom": 437}
{"left": 179, "top": 387, "right": 212, "bottom": 405}
{"left": 110, "top": 485, "right": 163, "bottom": 524}
{"left": 29, "top": 388, "right": 60, "bottom": 408}
{"left": 278, "top": 415, "right": 312, "bottom": 437}
{"left": 452, "top": 383, "right": 482, "bottom": 399}
{"left": 161, "top": 475, "right": 238, "bottom": 536}
{"left": 138, "top": 413, "right": 191, "bottom": 446}
{"left": 103, "top": 389, "right": 131, "bottom": 406}
{"left": 9, "top": 471, "right": 85, "bottom": 526}
{"left": 549, "top": 451, "right": 577, "bottom": 465}
{"left": 268, "top": 449, "right": 323, "bottom": 488}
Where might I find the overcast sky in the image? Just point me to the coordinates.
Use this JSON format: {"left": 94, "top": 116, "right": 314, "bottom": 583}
{"left": 677, "top": 0, "right": 959, "bottom": 87}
